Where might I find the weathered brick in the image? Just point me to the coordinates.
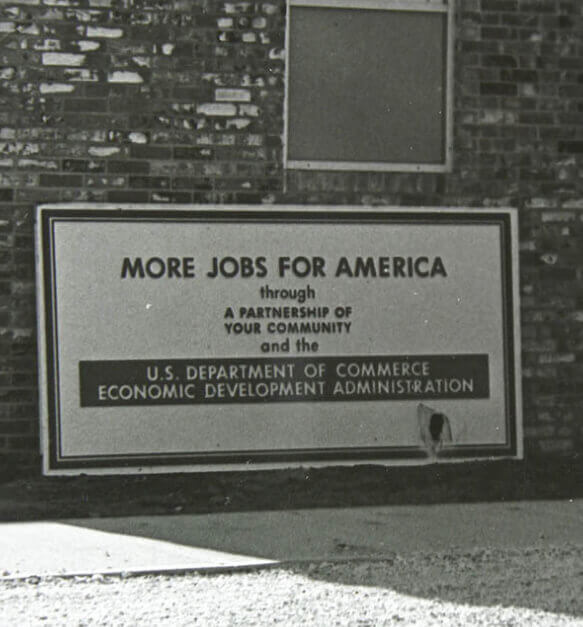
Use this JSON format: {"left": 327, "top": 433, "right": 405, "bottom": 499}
{"left": 106, "top": 190, "right": 149, "bottom": 202}
{"left": 151, "top": 191, "right": 192, "bottom": 203}
{"left": 558, "top": 141, "right": 583, "bottom": 153}
{"left": 39, "top": 174, "right": 83, "bottom": 187}
{"left": 76, "top": 40, "right": 101, "bottom": 52}
{"left": 129, "top": 145, "right": 172, "bottom": 159}
{"left": 197, "top": 103, "right": 237, "bottom": 116}
{"left": 172, "top": 177, "right": 213, "bottom": 190}
{"left": 108, "top": 71, "right": 144, "bottom": 84}
{"left": 86, "top": 26, "right": 123, "bottom": 38}
{"left": 518, "top": 112, "right": 555, "bottom": 125}
{"left": 40, "top": 83, "right": 75, "bottom": 94}
{"left": 63, "top": 68, "right": 99, "bottom": 82}
{"left": 482, "top": 54, "right": 518, "bottom": 67}
{"left": 42, "top": 52, "right": 86, "bottom": 66}
{"left": 62, "top": 159, "right": 105, "bottom": 172}
{"left": 480, "top": 82, "right": 518, "bottom": 96}
{"left": 481, "top": 0, "right": 518, "bottom": 10}
{"left": 128, "top": 132, "right": 148, "bottom": 144}
{"left": 85, "top": 175, "right": 126, "bottom": 187}
{"left": 215, "top": 88, "right": 251, "bottom": 102}
{"left": 537, "top": 439, "right": 574, "bottom": 454}
{"left": 3, "top": 435, "right": 38, "bottom": 451}
{"left": 173, "top": 147, "right": 214, "bottom": 160}
{"left": 63, "top": 99, "right": 107, "bottom": 112}
{"left": 0, "top": 0, "right": 581, "bottom": 471}
{"left": 106, "top": 160, "right": 150, "bottom": 174}
{"left": 128, "top": 176, "right": 169, "bottom": 189}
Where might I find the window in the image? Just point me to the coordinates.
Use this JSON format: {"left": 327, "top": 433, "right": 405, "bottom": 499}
{"left": 284, "top": 0, "right": 454, "bottom": 172}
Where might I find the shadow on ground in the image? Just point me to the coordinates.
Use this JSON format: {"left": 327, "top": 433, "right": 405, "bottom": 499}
{"left": 288, "top": 547, "right": 583, "bottom": 619}
{"left": 60, "top": 506, "right": 583, "bottom": 620}
{"left": 1, "top": 457, "right": 581, "bottom": 620}
{"left": 0, "top": 456, "right": 581, "bottom": 521}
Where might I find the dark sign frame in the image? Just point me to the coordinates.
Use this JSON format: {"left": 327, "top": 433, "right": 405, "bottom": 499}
{"left": 37, "top": 205, "right": 521, "bottom": 475}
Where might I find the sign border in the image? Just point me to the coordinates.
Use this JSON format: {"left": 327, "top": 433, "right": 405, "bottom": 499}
{"left": 36, "top": 205, "right": 522, "bottom": 475}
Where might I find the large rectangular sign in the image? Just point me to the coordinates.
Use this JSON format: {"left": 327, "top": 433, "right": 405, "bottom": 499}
{"left": 37, "top": 205, "right": 522, "bottom": 474}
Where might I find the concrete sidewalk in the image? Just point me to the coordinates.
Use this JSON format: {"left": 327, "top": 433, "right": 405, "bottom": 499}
{"left": 1, "top": 499, "right": 581, "bottom": 579}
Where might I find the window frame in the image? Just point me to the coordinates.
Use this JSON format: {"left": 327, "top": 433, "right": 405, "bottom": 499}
{"left": 284, "top": 0, "right": 455, "bottom": 173}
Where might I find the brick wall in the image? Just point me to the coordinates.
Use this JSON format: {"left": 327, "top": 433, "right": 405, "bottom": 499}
{"left": 0, "top": 0, "right": 581, "bottom": 471}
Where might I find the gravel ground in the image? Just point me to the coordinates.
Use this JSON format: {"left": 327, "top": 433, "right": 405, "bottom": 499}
{"left": 2, "top": 458, "right": 581, "bottom": 624}
{"left": 1, "top": 545, "right": 581, "bottom": 626}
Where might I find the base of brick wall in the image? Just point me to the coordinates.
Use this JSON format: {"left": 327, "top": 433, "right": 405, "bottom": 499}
{"left": 1, "top": 456, "right": 581, "bottom": 520}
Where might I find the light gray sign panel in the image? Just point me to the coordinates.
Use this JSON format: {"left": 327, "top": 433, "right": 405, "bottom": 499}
{"left": 36, "top": 205, "right": 522, "bottom": 475}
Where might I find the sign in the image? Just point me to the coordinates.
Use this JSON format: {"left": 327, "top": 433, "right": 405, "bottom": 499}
{"left": 36, "top": 205, "right": 522, "bottom": 475}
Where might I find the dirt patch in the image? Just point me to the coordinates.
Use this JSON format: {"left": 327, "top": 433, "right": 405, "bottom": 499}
{"left": 0, "top": 455, "right": 581, "bottom": 521}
